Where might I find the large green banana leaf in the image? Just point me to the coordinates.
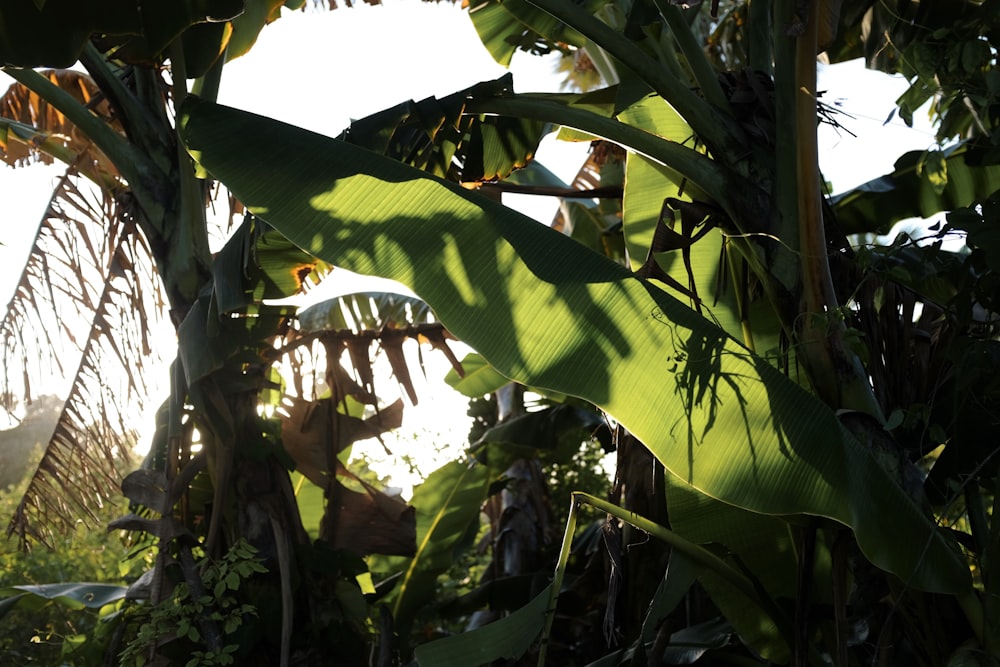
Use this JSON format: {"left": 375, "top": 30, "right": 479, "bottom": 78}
{"left": 413, "top": 583, "right": 552, "bottom": 667}
{"left": 367, "top": 459, "right": 493, "bottom": 636}
{"left": 178, "top": 99, "right": 970, "bottom": 594}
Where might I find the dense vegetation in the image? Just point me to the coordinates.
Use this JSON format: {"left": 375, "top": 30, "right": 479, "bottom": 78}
{"left": 2, "top": 0, "right": 1000, "bottom": 665}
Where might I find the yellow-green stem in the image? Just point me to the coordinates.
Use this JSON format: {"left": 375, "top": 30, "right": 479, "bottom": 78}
{"left": 537, "top": 494, "right": 579, "bottom": 667}
{"left": 792, "top": 10, "right": 883, "bottom": 420}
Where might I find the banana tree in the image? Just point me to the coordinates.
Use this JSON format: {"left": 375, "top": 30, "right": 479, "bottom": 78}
{"left": 180, "top": 0, "right": 1000, "bottom": 664}
{"left": 0, "top": 1, "right": 485, "bottom": 664}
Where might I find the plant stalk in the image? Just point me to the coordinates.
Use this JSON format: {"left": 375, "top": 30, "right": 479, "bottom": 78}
{"left": 789, "top": 6, "right": 883, "bottom": 419}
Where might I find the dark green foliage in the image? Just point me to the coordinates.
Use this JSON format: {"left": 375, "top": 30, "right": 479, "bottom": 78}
{"left": 0, "top": 478, "right": 130, "bottom": 665}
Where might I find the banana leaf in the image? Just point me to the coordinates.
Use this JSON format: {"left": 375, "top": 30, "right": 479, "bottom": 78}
{"left": 444, "top": 352, "right": 511, "bottom": 397}
{"left": 413, "top": 583, "right": 552, "bottom": 667}
{"left": 0, "top": 583, "right": 126, "bottom": 617}
{"left": 179, "top": 98, "right": 970, "bottom": 594}
{"left": 367, "top": 459, "right": 493, "bottom": 635}
{"left": 339, "top": 75, "right": 548, "bottom": 184}
{"left": 832, "top": 145, "right": 1000, "bottom": 236}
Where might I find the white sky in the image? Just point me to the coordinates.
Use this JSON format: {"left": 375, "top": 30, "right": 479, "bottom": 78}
{"left": 0, "top": 2, "right": 939, "bottom": 490}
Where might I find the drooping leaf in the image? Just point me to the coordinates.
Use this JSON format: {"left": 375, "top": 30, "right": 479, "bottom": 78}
{"left": 474, "top": 404, "right": 603, "bottom": 452}
{"left": 3, "top": 173, "right": 165, "bottom": 546}
{"left": 444, "top": 352, "right": 511, "bottom": 397}
{"left": 213, "top": 214, "right": 326, "bottom": 314}
{"left": 468, "top": 0, "right": 591, "bottom": 67}
{"left": 280, "top": 396, "right": 404, "bottom": 486}
{"left": 584, "top": 549, "right": 702, "bottom": 667}
{"left": 339, "top": 75, "right": 548, "bottom": 183}
{"left": 0, "top": 583, "right": 126, "bottom": 614}
{"left": 413, "top": 583, "right": 551, "bottom": 667}
{"left": 0, "top": 70, "right": 120, "bottom": 180}
{"left": 665, "top": 477, "right": 804, "bottom": 661}
{"left": 323, "top": 479, "right": 416, "bottom": 558}
{"left": 225, "top": 0, "right": 301, "bottom": 62}
{"left": 370, "top": 459, "right": 492, "bottom": 634}
{"left": 179, "top": 98, "right": 971, "bottom": 594}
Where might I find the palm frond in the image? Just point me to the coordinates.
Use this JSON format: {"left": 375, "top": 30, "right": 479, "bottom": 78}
{"left": 2, "top": 171, "right": 166, "bottom": 547}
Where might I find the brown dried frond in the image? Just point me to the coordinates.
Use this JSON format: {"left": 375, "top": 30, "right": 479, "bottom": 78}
{"left": 0, "top": 69, "right": 121, "bottom": 180}
{"left": 551, "top": 143, "right": 616, "bottom": 233}
{"left": 2, "top": 172, "right": 167, "bottom": 547}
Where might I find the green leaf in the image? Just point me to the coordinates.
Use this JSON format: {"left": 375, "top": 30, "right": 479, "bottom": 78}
{"left": 413, "top": 583, "right": 551, "bottom": 667}
{"left": 919, "top": 149, "right": 949, "bottom": 196}
{"left": 468, "top": 0, "right": 591, "bottom": 66}
{"left": 585, "top": 549, "right": 702, "bottom": 667}
{"left": 213, "top": 215, "right": 324, "bottom": 314}
{"left": 444, "top": 352, "right": 511, "bottom": 397}
{"left": 225, "top": 0, "right": 288, "bottom": 61}
{"left": 179, "top": 99, "right": 971, "bottom": 594}
{"left": 475, "top": 404, "right": 603, "bottom": 452}
{"left": 298, "top": 291, "right": 433, "bottom": 333}
{"left": 832, "top": 145, "right": 1000, "bottom": 235}
{"left": 0, "top": 0, "right": 243, "bottom": 67}
{"left": 339, "top": 76, "right": 549, "bottom": 183}
{"left": 292, "top": 471, "right": 326, "bottom": 541}
{"left": 371, "top": 460, "right": 492, "bottom": 633}
{"left": 665, "top": 478, "right": 798, "bottom": 661}
{"left": 0, "top": 583, "right": 126, "bottom": 613}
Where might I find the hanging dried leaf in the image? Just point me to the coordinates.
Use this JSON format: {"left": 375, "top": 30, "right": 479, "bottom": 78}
{"left": 423, "top": 328, "right": 465, "bottom": 379}
{"left": 322, "top": 478, "right": 416, "bottom": 558}
{"left": 322, "top": 341, "right": 379, "bottom": 406}
{"left": 3, "top": 173, "right": 166, "bottom": 547}
{"left": 382, "top": 329, "right": 418, "bottom": 405}
{"left": 0, "top": 69, "right": 120, "bottom": 180}
{"left": 280, "top": 396, "right": 404, "bottom": 487}
{"left": 344, "top": 336, "right": 376, "bottom": 398}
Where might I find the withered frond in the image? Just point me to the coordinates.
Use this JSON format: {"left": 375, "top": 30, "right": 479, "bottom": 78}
{"left": 551, "top": 141, "right": 618, "bottom": 234}
{"left": 278, "top": 291, "right": 464, "bottom": 411}
{"left": 2, "top": 171, "right": 167, "bottom": 548}
{"left": 0, "top": 69, "right": 121, "bottom": 182}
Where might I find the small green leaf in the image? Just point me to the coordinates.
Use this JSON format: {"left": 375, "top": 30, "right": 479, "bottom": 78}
{"left": 355, "top": 571, "right": 376, "bottom": 595}
{"left": 919, "top": 149, "right": 949, "bottom": 195}
{"left": 884, "top": 409, "right": 905, "bottom": 431}
{"left": 445, "top": 353, "right": 510, "bottom": 397}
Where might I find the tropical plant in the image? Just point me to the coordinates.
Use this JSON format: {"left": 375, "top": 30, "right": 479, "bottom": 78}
{"left": 5, "top": 0, "right": 1000, "bottom": 665}
{"left": 177, "top": 0, "right": 1000, "bottom": 664}
{"left": 0, "top": 465, "right": 130, "bottom": 666}
{"left": 0, "top": 1, "right": 485, "bottom": 664}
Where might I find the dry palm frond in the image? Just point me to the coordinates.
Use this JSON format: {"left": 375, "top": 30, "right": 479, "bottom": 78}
{"left": 0, "top": 69, "right": 120, "bottom": 183}
{"left": 2, "top": 170, "right": 167, "bottom": 547}
{"left": 551, "top": 141, "right": 620, "bottom": 234}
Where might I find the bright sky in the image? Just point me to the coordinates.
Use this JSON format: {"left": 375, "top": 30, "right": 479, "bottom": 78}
{"left": 0, "top": 1, "right": 939, "bottom": 491}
